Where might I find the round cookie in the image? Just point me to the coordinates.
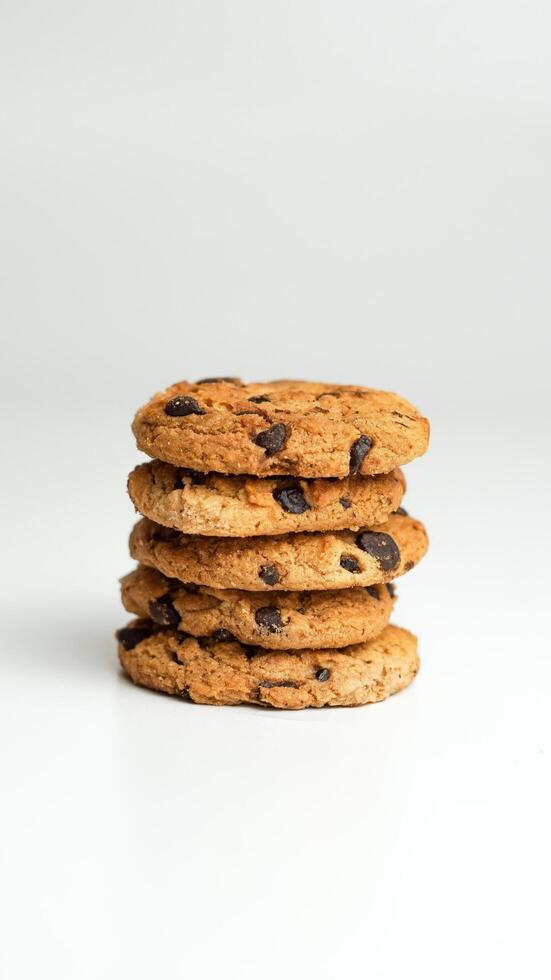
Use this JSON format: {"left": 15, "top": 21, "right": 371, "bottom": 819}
{"left": 120, "top": 565, "right": 395, "bottom": 650}
{"left": 117, "top": 619, "right": 419, "bottom": 709}
{"left": 129, "top": 512, "right": 428, "bottom": 592}
{"left": 132, "top": 379, "right": 429, "bottom": 478}
{"left": 127, "top": 460, "right": 406, "bottom": 537}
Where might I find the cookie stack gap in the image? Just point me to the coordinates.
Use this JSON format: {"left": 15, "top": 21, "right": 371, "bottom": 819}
{"left": 117, "top": 378, "right": 429, "bottom": 709}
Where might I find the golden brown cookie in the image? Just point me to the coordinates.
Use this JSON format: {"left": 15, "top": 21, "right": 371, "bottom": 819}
{"left": 132, "top": 379, "right": 429, "bottom": 478}
{"left": 129, "top": 513, "right": 428, "bottom": 592}
{"left": 117, "top": 619, "right": 419, "bottom": 709}
{"left": 120, "top": 565, "right": 395, "bottom": 650}
{"left": 127, "top": 460, "right": 406, "bottom": 537}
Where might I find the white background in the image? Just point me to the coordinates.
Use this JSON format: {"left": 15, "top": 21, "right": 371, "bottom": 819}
{"left": 1, "top": 2, "right": 550, "bottom": 978}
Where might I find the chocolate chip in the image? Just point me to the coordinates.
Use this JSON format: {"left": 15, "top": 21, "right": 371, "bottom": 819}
{"left": 255, "top": 607, "right": 284, "bottom": 633}
{"left": 116, "top": 624, "right": 154, "bottom": 650}
{"left": 259, "top": 680, "right": 297, "bottom": 689}
{"left": 254, "top": 423, "right": 288, "bottom": 456}
{"left": 164, "top": 395, "right": 206, "bottom": 417}
{"left": 196, "top": 377, "right": 240, "bottom": 384}
{"left": 273, "top": 484, "right": 310, "bottom": 515}
{"left": 181, "top": 582, "right": 199, "bottom": 594}
{"left": 404, "top": 561, "right": 414, "bottom": 571}
{"left": 179, "top": 686, "right": 193, "bottom": 700}
{"left": 349, "top": 435, "right": 372, "bottom": 475}
{"left": 365, "top": 585, "right": 380, "bottom": 599}
{"left": 340, "top": 554, "right": 361, "bottom": 573}
{"left": 315, "top": 668, "right": 330, "bottom": 682}
{"left": 259, "top": 564, "right": 279, "bottom": 585}
{"left": 151, "top": 525, "right": 181, "bottom": 542}
{"left": 176, "top": 629, "right": 191, "bottom": 642}
{"left": 248, "top": 395, "right": 271, "bottom": 404}
{"left": 339, "top": 497, "right": 351, "bottom": 509}
{"left": 174, "top": 467, "right": 207, "bottom": 489}
{"left": 356, "top": 531, "right": 400, "bottom": 571}
{"left": 148, "top": 597, "right": 181, "bottom": 627}
{"left": 211, "top": 629, "right": 235, "bottom": 642}
{"left": 394, "top": 506, "right": 408, "bottom": 516}
{"left": 386, "top": 583, "right": 396, "bottom": 598}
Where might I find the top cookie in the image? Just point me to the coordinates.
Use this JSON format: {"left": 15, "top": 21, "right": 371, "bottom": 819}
{"left": 132, "top": 379, "right": 429, "bottom": 478}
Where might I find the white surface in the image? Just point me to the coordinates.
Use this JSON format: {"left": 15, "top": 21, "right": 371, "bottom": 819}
{"left": 2, "top": 415, "right": 550, "bottom": 980}
{"left": 1, "top": 1, "right": 551, "bottom": 977}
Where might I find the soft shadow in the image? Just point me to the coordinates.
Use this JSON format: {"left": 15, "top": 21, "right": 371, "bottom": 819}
{"left": 5, "top": 605, "right": 118, "bottom": 679}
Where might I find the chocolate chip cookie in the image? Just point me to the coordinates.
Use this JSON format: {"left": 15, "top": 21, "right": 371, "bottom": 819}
{"left": 117, "top": 619, "right": 419, "bottom": 708}
{"left": 129, "top": 512, "right": 428, "bottom": 591}
{"left": 132, "top": 379, "right": 429, "bottom": 478}
{"left": 127, "top": 460, "right": 406, "bottom": 537}
{"left": 121, "top": 565, "right": 395, "bottom": 650}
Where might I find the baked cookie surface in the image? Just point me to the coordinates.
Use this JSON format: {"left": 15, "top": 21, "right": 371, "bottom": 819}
{"left": 127, "top": 460, "right": 406, "bottom": 537}
{"left": 121, "top": 565, "right": 395, "bottom": 650}
{"left": 117, "top": 619, "right": 419, "bottom": 708}
{"left": 132, "top": 379, "right": 429, "bottom": 478}
{"left": 129, "top": 513, "right": 428, "bottom": 592}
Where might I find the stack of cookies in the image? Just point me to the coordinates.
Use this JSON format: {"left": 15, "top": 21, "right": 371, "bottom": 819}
{"left": 117, "top": 379, "right": 429, "bottom": 709}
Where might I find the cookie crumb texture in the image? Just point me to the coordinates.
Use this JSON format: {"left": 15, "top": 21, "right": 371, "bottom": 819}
{"left": 128, "top": 460, "right": 406, "bottom": 537}
{"left": 129, "top": 512, "right": 428, "bottom": 592}
{"left": 132, "top": 380, "right": 429, "bottom": 478}
{"left": 117, "top": 620, "right": 419, "bottom": 709}
{"left": 120, "top": 566, "right": 395, "bottom": 649}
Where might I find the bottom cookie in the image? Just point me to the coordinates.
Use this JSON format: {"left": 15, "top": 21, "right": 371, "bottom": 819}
{"left": 117, "top": 620, "right": 419, "bottom": 709}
